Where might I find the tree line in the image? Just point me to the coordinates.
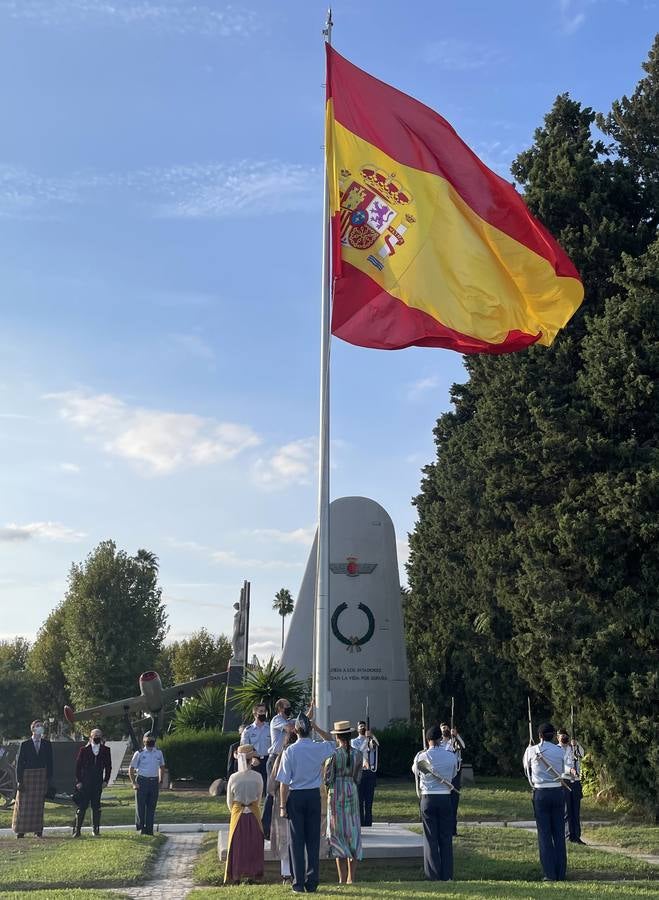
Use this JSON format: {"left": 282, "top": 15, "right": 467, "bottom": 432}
{"left": 0, "top": 540, "right": 232, "bottom": 738}
{"left": 404, "top": 36, "right": 658, "bottom": 815}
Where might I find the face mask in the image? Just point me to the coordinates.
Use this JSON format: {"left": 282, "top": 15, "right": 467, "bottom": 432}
{"left": 358, "top": 729, "right": 366, "bottom": 735}
{"left": 283, "top": 707, "right": 292, "bottom": 717}
{"left": 146, "top": 740, "right": 155, "bottom": 748}
{"left": 441, "top": 731, "right": 450, "bottom": 739}
{"left": 92, "top": 736, "right": 101, "bottom": 744}
{"left": 34, "top": 726, "right": 44, "bottom": 737}
{"left": 257, "top": 713, "right": 266, "bottom": 722}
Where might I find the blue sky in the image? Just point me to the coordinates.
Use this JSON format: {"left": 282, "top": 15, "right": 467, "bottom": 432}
{"left": 0, "top": 0, "right": 655, "bottom": 659}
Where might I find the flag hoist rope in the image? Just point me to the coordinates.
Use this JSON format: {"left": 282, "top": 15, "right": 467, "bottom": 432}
{"left": 313, "top": 7, "right": 333, "bottom": 731}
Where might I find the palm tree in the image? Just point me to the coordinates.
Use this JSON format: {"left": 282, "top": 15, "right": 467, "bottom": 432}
{"left": 231, "top": 657, "right": 305, "bottom": 720}
{"left": 272, "top": 588, "right": 294, "bottom": 650}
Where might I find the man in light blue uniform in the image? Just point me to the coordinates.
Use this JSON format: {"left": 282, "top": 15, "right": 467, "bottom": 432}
{"left": 412, "top": 724, "right": 458, "bottom": 881}
{"left": 262, "top": 698, "right": 294, "bottom": 839}
{"left": 523, "top": 722, "right": 567, "bottom": 881}
{"left": 129, "top": 731, "right": 165, "bottom": 836}
{"left": 276, "top": 712, "right": 336, "bottom": 894}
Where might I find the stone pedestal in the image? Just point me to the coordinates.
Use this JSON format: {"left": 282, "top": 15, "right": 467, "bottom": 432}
{"left": 221, "top": 664, "right": 245, "bottom": 733}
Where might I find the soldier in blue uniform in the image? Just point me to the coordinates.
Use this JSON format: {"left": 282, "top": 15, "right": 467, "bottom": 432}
{"left": 412, "top": 724, "right": 458, "bottom": 882}
{"left": 523, "top": 722, "right": 567, "bottom": 881}
{"left": 276, "top": 711, "right": 336, "bottom": 894}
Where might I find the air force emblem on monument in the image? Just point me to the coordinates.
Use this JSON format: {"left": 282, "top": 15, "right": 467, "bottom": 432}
{"left": 330, "top": 556, "right": 377, "bottom": 576}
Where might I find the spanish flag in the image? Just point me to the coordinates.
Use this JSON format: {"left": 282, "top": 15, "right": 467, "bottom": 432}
{"left": 326, "top": 47, "right": 583, "bottom": 354}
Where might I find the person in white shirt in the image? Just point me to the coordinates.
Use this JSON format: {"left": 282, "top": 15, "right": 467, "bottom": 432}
{"left": 350, "top": 720, "right": 379, "bottom": 826}
{"left": 440, "top": 722, "right": 465, "bottom": 835}
{"left": 412, "top": 724, "right": 459, "bottom": 882}
{"left": 262, "top": 698, "right": 294, "bottom": 839}
{"left": 242, "top": 703, "right": 270, "bottom": 794}
{"left": 558, "top": 728, "right": 586, "bottom": 844}
{"left": 522, "top": 723, "right": 567, "bottom": 881}
{"left": 129, "top": 731, "right": 166, "bottom": 835}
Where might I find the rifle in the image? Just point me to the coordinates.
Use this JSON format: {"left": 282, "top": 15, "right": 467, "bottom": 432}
{"left": 365, "top": 695, "right": 378, "bottom": 773}
{"left": 421, "top": 703, "right": 427, "bottom": 749}
{"left": 526, "top": 697, "right": 571, "bottom": 791}
{"left": 415, "top": 756, "right": 461, "bottom": 794}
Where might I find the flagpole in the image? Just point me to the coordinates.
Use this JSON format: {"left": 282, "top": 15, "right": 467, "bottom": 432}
{"left": 313, "top": 7, "right": 333, "bottom": 732}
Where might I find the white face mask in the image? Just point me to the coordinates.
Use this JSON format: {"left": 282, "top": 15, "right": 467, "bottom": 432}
{"left": 34, "top": 726, "right": 44, "bottom": 737}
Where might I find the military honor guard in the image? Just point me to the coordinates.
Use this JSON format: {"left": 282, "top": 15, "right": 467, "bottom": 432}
{"left": 276, "top": 711, "right": 336, "bottom": 894}
{"left": 262, "top": 697, "right": 294, "bottom": 838}
{"left": 12, "top": 719, "right": 54, "bottom": 839}
{"left": 241, "top": 703, "right": 271, "bottom": 794}
{"left": 523, "top": 722, "right": 568, "bottom": 882}
{"left": 413, "top": 724, "right": 459, "bottom": 882}
{"left": 73, "top": 727, "right": 112, "bottom": 836}
{"left": 440, "top": 721, "right": 465, "bottom": 836}
{"left": 129, "top": 731, "right": 166, "bottom": 835}
{"left": 558, "top": 728, "right": 586, "bottom": 844}
{"left": 351, "top": 720, "right": 379, "bottom": 827}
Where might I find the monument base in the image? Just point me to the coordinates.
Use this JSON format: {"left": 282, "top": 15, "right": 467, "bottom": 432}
{"left": 221, "top": 664, "right": 244, "bottom": 733}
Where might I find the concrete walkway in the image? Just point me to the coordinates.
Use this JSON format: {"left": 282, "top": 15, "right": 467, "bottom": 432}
{"left": 112, "top": 833, "right": 204, "bottom": 900}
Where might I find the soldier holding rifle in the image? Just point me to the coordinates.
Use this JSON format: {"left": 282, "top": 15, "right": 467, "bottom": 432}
{"left": 412, "top": 723, "right": 459, "bottom": 882}
{"left": 440, "top": 696, "right": 465, "bottom": 835}
{"left": 351, "top": 697, "right": 379, "bottom": 827}
{"left": 558, "top": 715, "right": 586, "bottom": 845}
{"left": 523, "top": 712, "right": 568, "bottom": 882}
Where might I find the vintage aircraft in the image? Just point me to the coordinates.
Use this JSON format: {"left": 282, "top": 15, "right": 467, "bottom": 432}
{"left": 64, "top": 669, "right": 228, "bottom": 742}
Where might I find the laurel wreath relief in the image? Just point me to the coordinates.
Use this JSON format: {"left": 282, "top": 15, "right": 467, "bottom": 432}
{"left": 331, "top": 602, "right": 376, "bottom": 652}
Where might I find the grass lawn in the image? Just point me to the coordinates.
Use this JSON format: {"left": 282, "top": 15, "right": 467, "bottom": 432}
{"left": 582, "top": 825, "right": 659, "bottom": 855}
{"left": 0, "top": 777, "right": 632, "bottom": 830}
{"left": 0, "top": 893, "right": 124, "bottom": 899}
{"left": 189, "top": 883, "right": 659, "bottom": 899}
{"left": 0, "top": 832, "right": 165, "bottom": 891}
{"left": 194, "top": 826, "right": 658, "bottom": 888}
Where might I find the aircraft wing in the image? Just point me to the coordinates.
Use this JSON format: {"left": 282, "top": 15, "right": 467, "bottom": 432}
{"left": 161, "top": 671, "right": 228, "bottom": 705}
{"left": 64, "top": 694, "right": 146, "bottom": 724}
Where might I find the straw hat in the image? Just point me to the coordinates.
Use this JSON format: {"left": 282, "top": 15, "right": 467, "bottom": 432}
{"left": 330, "top": 720, "right": 354, "bottom": 735}
{"left": 236, "top": 743, "right": 257, "bottom": 760}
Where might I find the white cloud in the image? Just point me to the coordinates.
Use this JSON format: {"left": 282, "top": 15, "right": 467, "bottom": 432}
{"left": 211, "top": 549, "right": 303, "bottom": 570}
{"left": 0, "top": 521, "right": 86, "bottom": 542}
{"left": 250, "top": 526, "right": 315, "bottom": 546}
{"left": 45, "top": 389, "right": 261, "bottom": 475}
{"left": 0, "top": 1, "right": 258, "bottom": 37}
{"left": 59, "top": 462, "right": 80, "bottom": 473}
{"left": 168, "top": 333, "right": 215, "bottom": 362}
{"left": 557, "top": 0, "right": 588, "bottom": 34}
{"left": 252, "top": 438, "right": 316, "bottom": 490}
{"left": 421, "top": 39, "right": 504, "bottom": 71}
{"left": 0, "top": 160, "right": 319, "bottom": 221}
{"left": 407, "top": 374, "right": 441, "bottom": 400}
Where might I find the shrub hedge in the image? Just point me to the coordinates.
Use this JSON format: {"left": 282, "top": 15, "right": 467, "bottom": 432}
{"left": 159, "top": 728, "right": 238, "bottom": 782}
{"left": 159, "top": 722, "right": 421, "bottom": 783}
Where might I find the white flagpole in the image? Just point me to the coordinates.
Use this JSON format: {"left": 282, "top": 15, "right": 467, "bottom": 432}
{"left": 313, "top": 7, "right": 333, "bottom": 732}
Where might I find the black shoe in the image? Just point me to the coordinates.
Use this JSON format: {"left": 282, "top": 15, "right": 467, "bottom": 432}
{"left": 35, "top": 832, "right": 43, "bottom": 838}
{"left": 16, "top": 833, "right": 24, "bottom": 839}
{"left": 575, "top": 838, "right": 587, "bottom": 845}
{"left": 93, "top": 829, "right": 100, "bottom": 836}
{"left": 73, "top": 830, "right": 81, "bottom": 838}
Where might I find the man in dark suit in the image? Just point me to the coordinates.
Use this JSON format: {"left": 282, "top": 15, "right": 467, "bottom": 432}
{"left": 12, "top": 719, "right": 54, "bottom": 838}
{"left": 73, "top": 728, "right": 112, "bottom": 836}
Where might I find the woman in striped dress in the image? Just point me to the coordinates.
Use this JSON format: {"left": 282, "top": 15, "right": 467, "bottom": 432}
{"left": 325, "top": 720, "right": 363, "bottom": 884}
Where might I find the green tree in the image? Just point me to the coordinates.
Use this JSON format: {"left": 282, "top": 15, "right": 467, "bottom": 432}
{"left": 168, "top": 628, "right": 232, "bottom": 684}
{"left": 231, "top": 657, "right": 305, "bottom": 720}
{"left": 0, "top": 638, "right": 37, "bottom": 738}
{"left": 406, "top": 37, "right": 658, "bottom": 812}
{"left": 27, "top": 603, "right": 70, "bottom": 718}
{"left": 171, "top": 685, "right": 225, "bottom": 731}
{"left": 62, "top": 541, "right": 168, "bottom": 718}
{"left": 272, "top": 588, "right": 294, "bottom": 649}
{"left": 0, "top": 637, "right": 30, "bottom": 670}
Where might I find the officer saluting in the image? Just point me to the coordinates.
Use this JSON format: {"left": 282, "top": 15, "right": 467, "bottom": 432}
{"left": 523, "top": 722, "right": 567, "bottom": 882}
{"left": 276, "top": 707, "right": 336, "bottom": 894}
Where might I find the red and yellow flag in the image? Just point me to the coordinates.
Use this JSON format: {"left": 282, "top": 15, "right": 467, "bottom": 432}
{"left": 326, "top": 47, "right": 583, "bottom": 354}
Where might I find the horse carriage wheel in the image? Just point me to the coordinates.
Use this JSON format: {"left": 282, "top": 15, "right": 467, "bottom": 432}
{"left": 0, "top": 763, "right": 17, "bottom": 808}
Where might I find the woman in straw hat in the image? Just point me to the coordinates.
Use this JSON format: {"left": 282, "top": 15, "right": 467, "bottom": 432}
{"left": 325, "top": 720, "right": 363, "bottom": 884}
{"left": 224, "top": 743, "right": 264, "bottom": 884}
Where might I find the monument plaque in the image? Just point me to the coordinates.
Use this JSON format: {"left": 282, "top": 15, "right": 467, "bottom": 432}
{"left": 281, "top": 496, "right": 410, "bottom": 729}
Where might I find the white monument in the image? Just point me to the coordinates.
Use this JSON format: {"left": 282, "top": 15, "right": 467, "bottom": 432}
{"left": 281, "top": 496, "right": 410, "bottom": 729}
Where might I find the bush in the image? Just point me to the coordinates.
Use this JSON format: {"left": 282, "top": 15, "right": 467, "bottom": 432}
{"left": 372, "top": 722, "right": 420, "bottom": 778}
{"left": 171, "top": 686, "right": 225, "bottom": 731}
{"left": 159, "top": 729, "right": 238, "bottom": 782}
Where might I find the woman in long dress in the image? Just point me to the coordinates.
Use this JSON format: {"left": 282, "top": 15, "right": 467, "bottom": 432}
{"left": 224, "top": 744, "right": 264, "bottom": 884}
{"left": 267, "top": 730, "right": 297, "bottom": 883}
{"left": 325, "top": 720, "right": 363, "bottom": 884}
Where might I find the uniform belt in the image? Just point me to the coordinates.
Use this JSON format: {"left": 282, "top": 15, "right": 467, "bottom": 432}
{"left": 138, "top": 775, "right": 159, "bottom": 780}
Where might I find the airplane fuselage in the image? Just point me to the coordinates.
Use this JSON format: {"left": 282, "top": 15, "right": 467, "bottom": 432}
{"left": 138, "top": 671, "right": 164, "bottom": 713}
